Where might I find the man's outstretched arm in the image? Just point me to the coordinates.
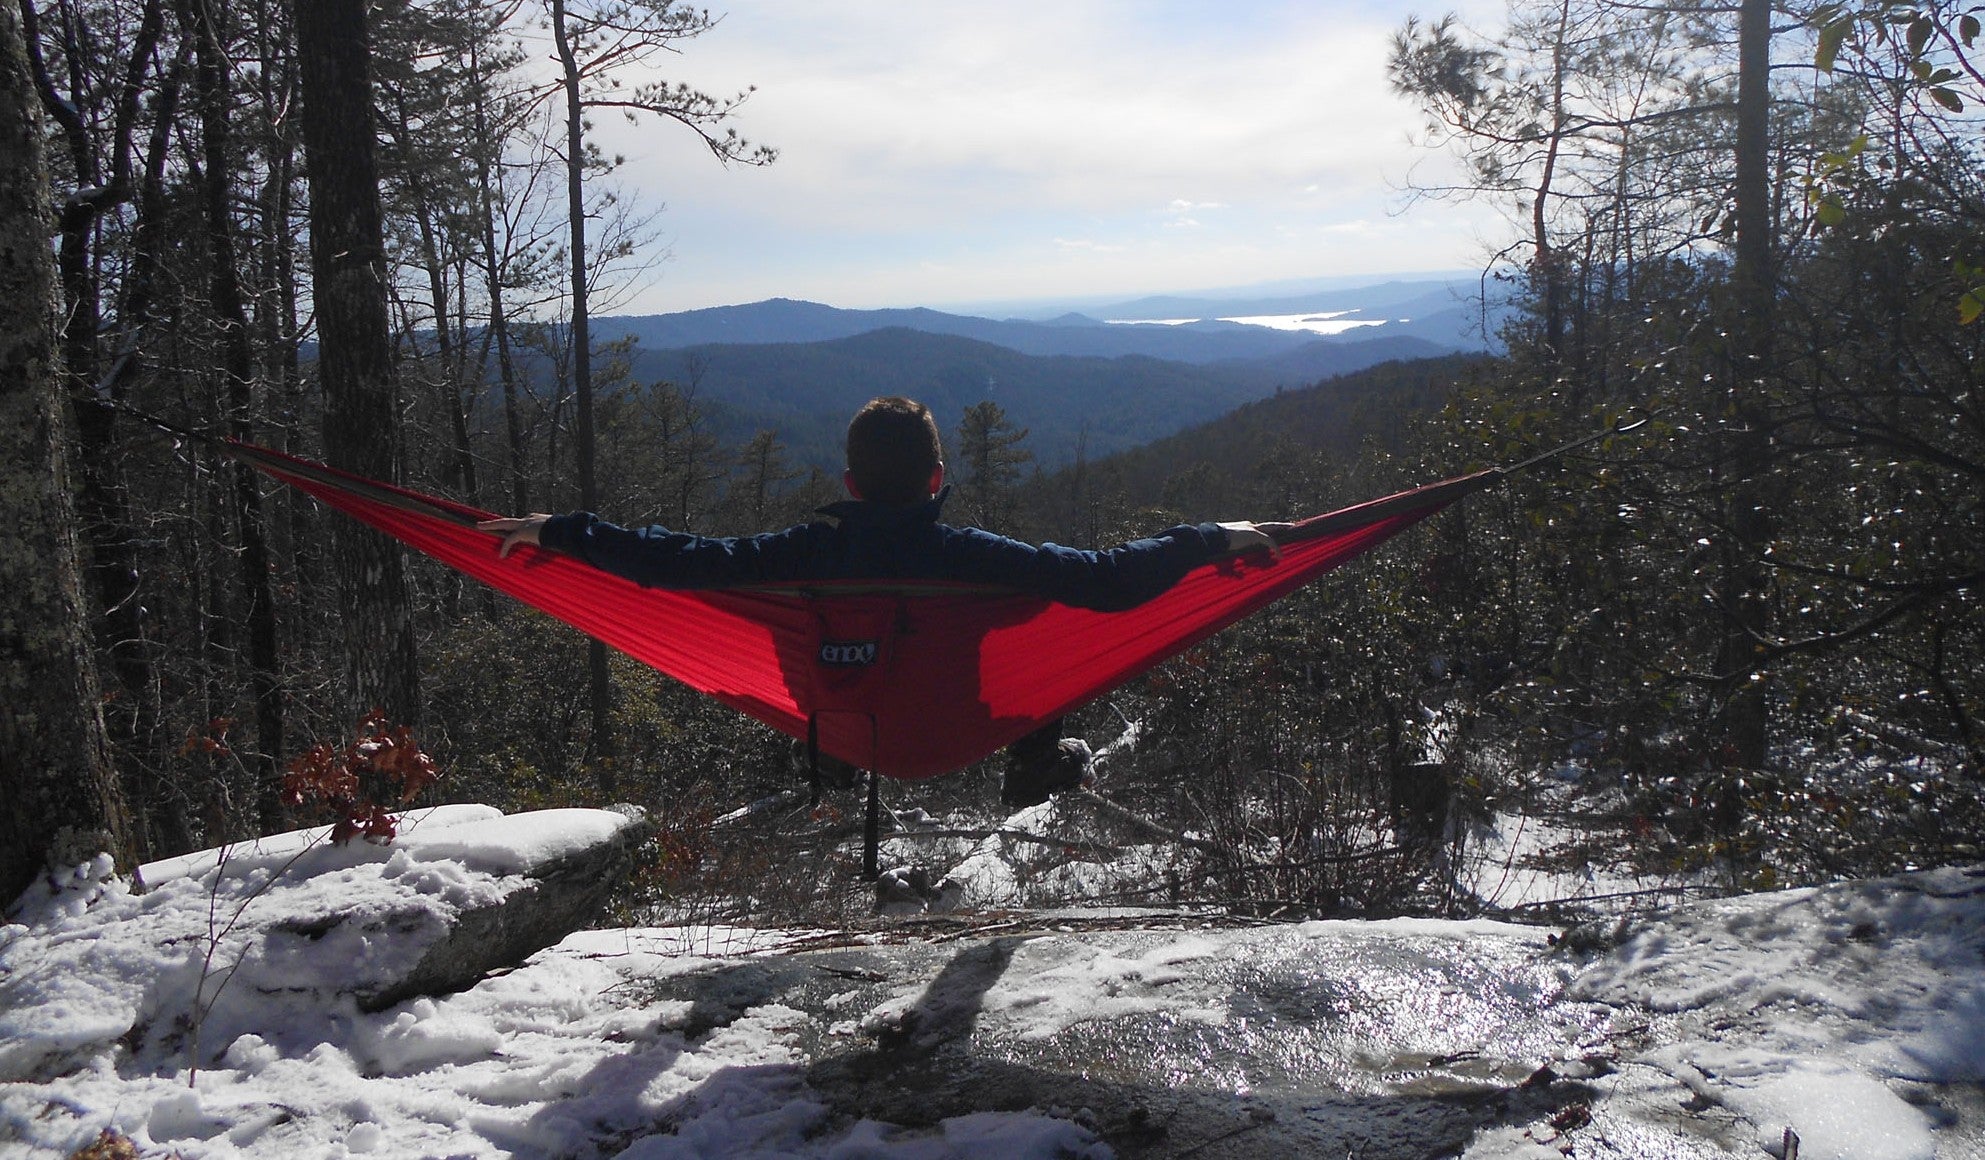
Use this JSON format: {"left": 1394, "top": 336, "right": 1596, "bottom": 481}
{"left": 955, "top": 518, "right": 1294, "bottom": 612}
{"left": 478, "top": 511, "right": 824, "bottom": 589}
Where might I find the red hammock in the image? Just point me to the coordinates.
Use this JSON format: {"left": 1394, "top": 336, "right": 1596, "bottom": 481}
{"left": 233, "top": 442, "right": 1497, "bottom": 780}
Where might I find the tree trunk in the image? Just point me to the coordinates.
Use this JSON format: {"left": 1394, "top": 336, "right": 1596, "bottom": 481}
{"left": 293, "top": 0, "right": 420, "bottom": 726}
{"left": 1530, "top": 0, "right": 1575, "bottom": 370}
{"left": 468, "top": 45, "right": 529, "bottom": 516}
{"left": 1733, "top": 0, "right": 1773, "bottom": 335}
{"left": 399, "top": 128, "right": 476, "bottom": 503}
{"left": 251, "top": 0, "right": 312, "bottom": 632}
{"left": 0, "top": 0, "right": 132, "bottom": 903}
{"left": 25, "top": 0, "right": 180, "bottom": 856}
{"left": 550, "top": 0, "right": 614, "bottom": 789}
{"left": 187, "top": 0, "right": 286, "bottom": 833}
{"left": 96, "top": 48, "right": 190, "bottom": 858}
{"left": 1717, "top": 0, "right": 1776, "bottom": 772}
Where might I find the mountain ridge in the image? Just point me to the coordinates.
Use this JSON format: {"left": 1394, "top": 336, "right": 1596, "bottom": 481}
{"left": 593, "top": 275, "right": 1504, "bottom": 366}
{"left": 625, "top": 326, "right": 1458, "bottom": 471}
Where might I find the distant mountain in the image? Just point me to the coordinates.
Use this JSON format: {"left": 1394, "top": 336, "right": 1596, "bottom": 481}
{"left": 575, "top": 275, "right": 1510, "bottom": 483}
{"left": 593, "top": 276, "right": 1504, "bottom": 367}
{"left": 930, "top": 269, "right": 1487, "bottom": 319}
{"left": 597, "top": 300, "right": 1325, "bottom": 365}
{"left": 1228, "top": 334, "right": 1459, "bottom": 384}
{"left": 626, "top": 328, "right": 1457, "bottom": 472}
{"left": 1091, "top": 278, "right": 1487, "bottom": 322}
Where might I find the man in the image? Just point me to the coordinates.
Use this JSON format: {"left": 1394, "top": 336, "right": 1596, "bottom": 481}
{"left": 479, "top": 396, "right": 1284, "bottom": 805}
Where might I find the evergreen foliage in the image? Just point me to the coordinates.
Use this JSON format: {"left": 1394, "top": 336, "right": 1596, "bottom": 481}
{"left": 952, "top": 401, "right": 1033, "bottom": 532}
{"left": 1371, "top": 0, "right": 1985, "bottom": 889}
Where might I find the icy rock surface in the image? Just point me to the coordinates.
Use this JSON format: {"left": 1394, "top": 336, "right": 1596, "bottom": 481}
{"left": 628, "top": 915, "right": 1609, "bottom": 1158}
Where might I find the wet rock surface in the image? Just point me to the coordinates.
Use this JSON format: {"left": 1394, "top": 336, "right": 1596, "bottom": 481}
{"left": 630, "top": 915, "right": 1611, "bottom": 1157}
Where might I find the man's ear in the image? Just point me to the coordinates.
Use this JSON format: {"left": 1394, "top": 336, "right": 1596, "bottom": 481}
{"left": 928, "top": 464, "right": 944, "bottom": 495}
{"left": 843, "top": 469, "right": 863, "bottom": 500}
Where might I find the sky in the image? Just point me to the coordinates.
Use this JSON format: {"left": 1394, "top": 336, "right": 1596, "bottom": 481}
{"left": 581, "top": 0, "right": 1513, "bottom": 316}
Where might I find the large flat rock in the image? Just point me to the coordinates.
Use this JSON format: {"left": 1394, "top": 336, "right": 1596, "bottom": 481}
{"left": 0, "top": 805, "right": 651, "bottom": 1079}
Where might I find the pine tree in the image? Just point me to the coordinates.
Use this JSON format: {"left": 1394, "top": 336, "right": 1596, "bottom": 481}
{"left": 954, "top": 400, "right": 1033, "bottom": 531}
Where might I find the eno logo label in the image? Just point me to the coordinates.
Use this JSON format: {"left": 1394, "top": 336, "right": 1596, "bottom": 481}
{"left": 819, "top": 640, "right": 879, "bottom": 667}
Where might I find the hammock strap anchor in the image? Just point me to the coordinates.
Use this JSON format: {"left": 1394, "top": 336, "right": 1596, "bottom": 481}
{"left": 806, "top": 715, "right": 823, "bottom": 809}
{"left": 863, "top": 772, "right": 883, "bottom": 882}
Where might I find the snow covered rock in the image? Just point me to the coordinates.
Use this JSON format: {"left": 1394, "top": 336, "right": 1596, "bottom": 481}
{"left": 1563, "top": 864, "right": 1985, "bottom": 1160}
{"left": 0, "top": 804, "right": 650, "bottom": 1080}
{"left": 335, "top": 804, "right": 655, "bottom": 1011}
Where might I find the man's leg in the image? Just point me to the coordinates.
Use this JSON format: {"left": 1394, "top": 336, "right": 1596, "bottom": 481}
{"left": 1000, "top": 718, "right": 1093, "bottom": 808}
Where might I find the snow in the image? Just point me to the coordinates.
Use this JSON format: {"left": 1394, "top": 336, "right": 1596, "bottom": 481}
{"left": 1663, "top": 1052, "right": 1935, "bottom": 1160}
{"left": 137, "top": 804, "right": 507, "bottom": 887}
{"left": 915, "top": 932, "right": 1230, "bottom": 1042}
{"left": 3, "top": 805, "right": 1982, "bottom": 1159}
{"left": 917, "top": 798, "right": 1186, "bottom": 911}
{"left": 1564, "top": 866, "right": 1985, "bottom": 1160}
{"left": 1458, "top": 804, "right": 1664, "bottom": 911}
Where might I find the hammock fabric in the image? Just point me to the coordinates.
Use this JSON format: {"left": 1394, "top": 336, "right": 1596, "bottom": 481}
{"left": 233, "top": 441, "right": 1498, "bottom": 780}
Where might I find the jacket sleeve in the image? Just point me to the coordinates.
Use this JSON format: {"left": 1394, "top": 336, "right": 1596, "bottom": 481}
{"left": 953, "top": 522, "right": 1232, "bottom": 611}
{"left": 537, "top": 512, "right": 820, "bottom": 588}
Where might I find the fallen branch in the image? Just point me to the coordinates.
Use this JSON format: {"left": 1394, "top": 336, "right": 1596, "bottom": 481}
{"left": 1503, "top": 884, "right": 1716, "bottom": 911}
{"left": 711, "top": 789, "right": 804, "bottom": 828}
{"left": 1071, "top": 789, "right": 1225, "bottom": 853}
{"left": 878, "top": 826, "right": 1125, "bottom": 856}
{"left": 1188, "top": 845, "right": 1408, "bottom": 874}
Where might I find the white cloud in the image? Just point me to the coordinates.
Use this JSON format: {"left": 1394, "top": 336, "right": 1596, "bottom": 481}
{"left": 1165, "top": 199, "right": 1226, "bottom": 227}
{"left": 584, "top": 0, "right": 1506, "bottom": 311}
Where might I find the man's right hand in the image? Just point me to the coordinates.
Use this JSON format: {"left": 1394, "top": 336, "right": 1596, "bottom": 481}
{"left": 1217, "top": 521, "right": 1292, "bottom": 561}
{"left": 476, "top": 515, "right": 551, "bottom": 559}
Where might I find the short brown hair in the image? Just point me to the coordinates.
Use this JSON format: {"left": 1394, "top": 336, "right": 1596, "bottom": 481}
{"left": 846, "top": 396, "right": 943, "bottom": 504}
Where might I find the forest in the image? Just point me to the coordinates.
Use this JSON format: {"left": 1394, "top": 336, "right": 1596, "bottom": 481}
{"left": 2, "top": 0, "right": 1980, "bottom": 923}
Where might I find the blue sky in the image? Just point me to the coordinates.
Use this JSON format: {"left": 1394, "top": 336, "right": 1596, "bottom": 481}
{"left": 589, "top": 0, "right": 1509, "bottom": 315}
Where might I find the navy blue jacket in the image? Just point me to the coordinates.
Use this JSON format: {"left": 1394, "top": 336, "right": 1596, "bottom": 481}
{"left": 538, "top": 489, "right": 1232, "bottom": 612}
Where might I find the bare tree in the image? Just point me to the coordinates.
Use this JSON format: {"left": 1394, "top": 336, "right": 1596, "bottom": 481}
{"left": 183, "top": 0, "right": 287, "bottom": 830}
{"left": 541, "top": 0, "right": 773, "bottom": 784}
{"left": 728, "top": 429, "right": 801, "bottom": 530}
{"left": 1389, "top": 1, "right": 1741, "bottom": 376}
{"left": 18, "top": 0, "right": 183, "bottom": 851}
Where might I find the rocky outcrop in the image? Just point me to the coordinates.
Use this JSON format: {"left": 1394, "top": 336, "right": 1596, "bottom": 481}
{"left": 351, "top": 804, "right": 653, "bottom": 1010}
{"left": 0, "top": 804, "right": 657, "bottom": 1079}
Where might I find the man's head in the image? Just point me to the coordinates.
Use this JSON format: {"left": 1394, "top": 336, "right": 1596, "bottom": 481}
{"left": 846, "top": 396, "right": 944, "bottom": 504}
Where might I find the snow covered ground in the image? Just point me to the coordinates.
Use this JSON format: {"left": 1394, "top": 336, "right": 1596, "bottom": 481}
{"left": 2, "top": 808, "right": 1981, "bottom": 1159}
